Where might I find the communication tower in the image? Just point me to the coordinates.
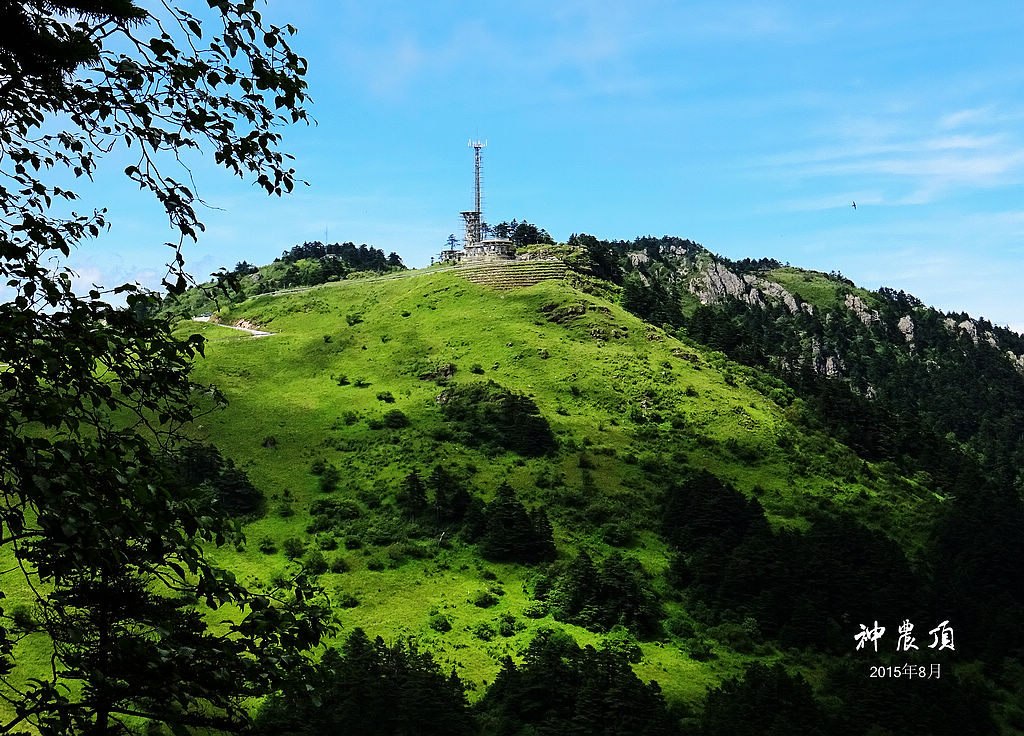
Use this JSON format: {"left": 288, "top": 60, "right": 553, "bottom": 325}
{"left": 461, "top": 140, "right": 486, "bottom": 246}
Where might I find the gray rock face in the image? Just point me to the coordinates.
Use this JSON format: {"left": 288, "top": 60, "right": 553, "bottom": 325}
{"left": 897, "top": 315, "right": 915, "bottom": 345}
{"left": 686, "top": 260, "right": 804, "bottom": 314}
{"left": 760, "top": 280, "right": 801, "bottom": 314}
{"left": 845, "top": 294, "right": 879, "bottom": 325}
{"left": 810, "top": 337, "right": 845, "bottom": 377}
{"left": 692, "top": 261, "right": 748, "bottom": 303}
{"left": 958, "top": 319, "right": 979, "bottom": 344}
{"left": 628, "top": 252, "right": 649, "bottom": 268}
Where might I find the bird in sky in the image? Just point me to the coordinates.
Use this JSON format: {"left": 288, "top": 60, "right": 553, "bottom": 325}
{"left": 852, "top": 201, "right": 857, "bottom": 210}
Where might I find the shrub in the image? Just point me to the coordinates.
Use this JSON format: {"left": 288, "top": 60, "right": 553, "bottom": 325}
{"left": 310, "top": 459, "right": 326, "bottom": 475}
{"left": 523, "top": 601, "right": 549, "bottom": 619}
{"left": 473, "top": 622, "right": 496, "bottom": 641}
{"left": 282, "top": 537, "right": 305, "bottom": 560}
{"left": 436, "top": 381, "right": 556, "bottom": 457}
{"left": 600, "top": 521, "right": 637, "bottom": 547}
{"left": 337, "top": 593, "right": 360, "bottom": 608}
{"left": 303, "top": 550, "right": 328, "bottom": 575}
{"left": 473, "top": 591, "right": 499, "bottom": 608}
{"left": 376, "top": 391, "right": 395, "bottom": 403}
{"left": 469, "top": 363, "right": 484, "bottom": 374}
{"left": 170, "top": 444, "right": 265, "bottom": 517}
{"left": 11, "top": 604, "right": 36, "bottom": 632}
{"left": 602, "top": 625, "right": 642, "bottom": 663}
{"left": 318, "top": 465, "right": 340, "bottom": 493}
{"left": 257, "top": 536, "right": 277, "bottom": 555}
{"left": 497, "top": 613, "right": 525, "bottom": 637}
{"left": 317, "top": 534, "right": 339, "bottom": 551}
{"left": 429, "top": 613, "right": 453, "bottom": 633}
{"left": 329, "top": 556, "right": 350, "bottom": 574}
{"left": 381, "top": 409, "right": 410, "bottom": 428}
{"left": 366, "top": 558, "right": 386, "bottom": 571}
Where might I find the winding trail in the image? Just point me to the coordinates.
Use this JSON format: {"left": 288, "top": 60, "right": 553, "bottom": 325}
{"left": 191, "top": 316, "right": 274, "bottom": 337}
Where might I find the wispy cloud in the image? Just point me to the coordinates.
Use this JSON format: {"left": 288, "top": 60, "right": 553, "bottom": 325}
{"left": 939, "top": 107, "right": 995, "bottom": 130}
{"left": 753, "top": 105, "right": 1024, "bottom": 207}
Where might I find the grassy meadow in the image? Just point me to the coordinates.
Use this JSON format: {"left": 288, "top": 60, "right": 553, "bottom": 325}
{"left": 165, "top": 269, "right": 939, "bottom": 705}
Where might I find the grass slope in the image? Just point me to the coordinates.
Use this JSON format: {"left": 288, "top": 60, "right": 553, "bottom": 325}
{"left": 176, "top": 270, "right": 937, "bottom": 705}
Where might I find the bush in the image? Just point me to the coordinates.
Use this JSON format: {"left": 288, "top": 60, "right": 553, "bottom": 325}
{"left": 329, "top": 556, "right": 350, "bottom": 574}
{"left": 11, "top": 604, "right": 36, "bottom": 632}
{"left": 366, "top": 558, "right": 386, "bottom": 571}
{"left": 282, "top": 537, "right": 305, "bottom": 560}
{"left": 602, "top": 625, "right": 642, "bottom": 663}
{"left": 170, "top": 444, "right": 265, "bottom": 517}
{"left": 257, "top": 536, "right": 277, "bottom": 555}
{"left": 497, "top": 613, "right": 525, "bottom": 637}
{"left": 469, "top": 363, "right": 484, "bottom": 374}
{"left": 381, "top": 409, "right": 410, "bottom": 429}
{"left": 473, "top": 622, "right": 496, "bottom": 641}
{"left": 337, "top": 593, "right": 359, "bottom": 608}
{"left": 376, "top": 391, "right": 395, "bottom": 403}
{"left": 523, "top": 601, "right": 549, "bottom": 619}
{"left": 316, "top": 534, "right": 339, "bottom": 551}
{"left": 473, "top": 590, "right": 499, "bottom": 608}
{"left": 600, "top": 522, "right": 637, "bottom": 547}
{"left": 429, "top": 613, "right": 453, "bottom": 633}
{"left": 318, "top": 465, "right": 340, "bottom": 493}
{"left": 436, "top": 381, "right": 556, "bottom": 457}
{"left": 303, "top": 550, "right": 328, "bottom": 575}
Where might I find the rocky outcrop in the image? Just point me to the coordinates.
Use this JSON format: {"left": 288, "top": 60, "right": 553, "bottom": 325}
{"left": 845, "top": 294, "right": 879, "bottom": 326}
{"left": 687, "top": 261, "right": 804, "bottom": 315}
{"left": 628, "top": 252, "right": 649, "bottom": 268}
{"left": 958, "top": 319, "right": 979, "bottom": 344}
{"left": 942, "top": 316, "right": 999, "bottom": 347}
{"left": 692, "top": 261, "right": 748, "bottom": 303}
{"left": 811, "top": 337, "right": 845, "bottom": 378}
{"left": 897, "top": 315, "right": 915, "bottom": 345}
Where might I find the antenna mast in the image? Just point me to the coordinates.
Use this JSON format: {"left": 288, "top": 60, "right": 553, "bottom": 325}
{"left": 469, "top": 140, "right": 486, "bottom": 242}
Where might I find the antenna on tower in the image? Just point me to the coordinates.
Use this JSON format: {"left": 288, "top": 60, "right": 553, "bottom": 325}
{"left": 469, "top": 139, "right": 487, "bottom": 218}
{"left": 461, "top": 140, "right": 487, "bottom": 247}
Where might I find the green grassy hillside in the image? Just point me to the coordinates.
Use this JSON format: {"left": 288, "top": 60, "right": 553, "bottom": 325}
{"left": 174, "top": 269, "right": 940, "bottom": 708}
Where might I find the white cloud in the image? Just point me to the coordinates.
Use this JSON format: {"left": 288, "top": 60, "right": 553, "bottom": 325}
{"left": 753, "top": 105, "right": 1024, "bottom": 206}
{"left": 939, "top": 107, "right": 994, "bottom": 130}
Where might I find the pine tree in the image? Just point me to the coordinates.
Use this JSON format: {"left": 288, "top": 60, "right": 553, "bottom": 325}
{"left": 397, "top": 470, "right": 428, "bottom": 516}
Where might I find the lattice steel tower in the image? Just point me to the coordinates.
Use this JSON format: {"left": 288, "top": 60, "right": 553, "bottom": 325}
{"left": 461, "top": 140, "right": 486, "bottom": 246}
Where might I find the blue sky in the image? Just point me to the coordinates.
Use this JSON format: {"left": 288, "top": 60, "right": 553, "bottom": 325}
{"left": 70, "top": 1, "right": 1024, "bottom": 330}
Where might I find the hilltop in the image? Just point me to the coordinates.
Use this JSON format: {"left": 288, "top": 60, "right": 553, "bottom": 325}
{"left": 157, "top": 247, "right": 1024, "bottom": 733}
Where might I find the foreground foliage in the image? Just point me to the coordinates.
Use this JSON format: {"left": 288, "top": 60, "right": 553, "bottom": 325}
{"left": 0, "top": 1, "right": 333, "bottom": 732}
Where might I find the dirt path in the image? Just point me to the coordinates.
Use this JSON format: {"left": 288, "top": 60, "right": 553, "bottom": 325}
{"left": 191, "top": 316, "right": 274, "bottom": 337}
